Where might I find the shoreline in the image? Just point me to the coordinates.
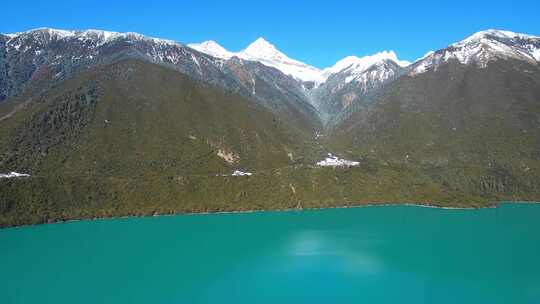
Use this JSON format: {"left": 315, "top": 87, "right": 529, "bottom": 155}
{"left": 3, "top": 200, "right": 540, "bottom": 230}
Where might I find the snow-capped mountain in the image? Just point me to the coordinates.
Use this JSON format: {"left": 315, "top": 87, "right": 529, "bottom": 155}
{"left": 189, "top": 37, "right": 324, "bottom": 83}
{"left": 321, "top": 51, "right": 410, "bottom": 83}
{"left": 236, "top": 38, "right": 324, "bottom": 83}
{"left": 312, "top": 52, "right": 407, "bottom": 121}
{"left": 3, "top": 27, "right": 540, "bottom": 127}
{"left": 410, "top": 29, "right": 540, "bottom": 75}
{"left": 0, "top": 28, "right": 418, "bottom": 125}
{"left": 6, "top": 27, "right": 180, "bottom": 50}
{"left": 0, "top": 28, "right": 232, "bottom": 102}
{"left": 187, "top": 40, "right": 234, "bottom": 60}
{"left": 187, "top": 38, "right": 412, "bottom": 87}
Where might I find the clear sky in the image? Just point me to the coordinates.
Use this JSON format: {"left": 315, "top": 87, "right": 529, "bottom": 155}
{"left": 2, "top": 0, "right": 539, "bottom": 68}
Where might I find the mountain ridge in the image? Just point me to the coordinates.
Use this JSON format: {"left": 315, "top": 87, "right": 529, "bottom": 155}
{"left": 2, "top": 27, "right": 540, "bottom": 125}
{"left": 5, "top": 27, "right": 539, "bottom": 75}
{"left": 188, "top": 37, "right": 411, "bottom": 84}
{"left": 409, "top": 29, "right": 540, "bottom": 75}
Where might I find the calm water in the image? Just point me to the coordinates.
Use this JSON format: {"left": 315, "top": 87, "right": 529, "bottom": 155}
{"left": 1, "top": 204, "right": 540, "bottom": 303}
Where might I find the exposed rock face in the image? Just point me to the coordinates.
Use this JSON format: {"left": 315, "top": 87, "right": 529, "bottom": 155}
{"left": 217, "top": 149, "right": 239, "bottom": 164}
{"left": 312, "top": 58, "right": 406, "bottom": 123}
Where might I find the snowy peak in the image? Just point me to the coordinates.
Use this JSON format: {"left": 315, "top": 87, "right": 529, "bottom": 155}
{"left": 322, "top": 51, "right": 409, "bottom": 79}
{"left": 188, "top": 37, "right": 324, "bottom": 83}
{"left": 411, "top": 29, "right": 540, "bottom": 75}
{"left": 312, "top": 51, "right": 409, "bottom": 119}
{"left": 237, "top": 37, "right": 324, "bottom": 83}
{"left": 456, "top": 29, "right": 540, "bottom": 62}
{"left": 10, "top": 27, "right": 538, "bottom": 87}
{"left": 240, "top": 37, "right": 280, "bottom": 57}
{"left": 455, "top": 29, "right": 538, "bottom": 46}
{"left": 187, "top": 40, "right": 234, "bottom": 59}
{"left": 186, "top": 36, "right": 413, "bottom": 85}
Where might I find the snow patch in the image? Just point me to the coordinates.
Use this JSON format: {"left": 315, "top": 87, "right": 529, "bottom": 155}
{"left": 190, "top": 53, "right": 201, "bottom": 72}
{"left": 250, "top": 77, "right": 256, "bottom": 95}
{"left": 531, "top": 47, "right": 540, "bottom": 61}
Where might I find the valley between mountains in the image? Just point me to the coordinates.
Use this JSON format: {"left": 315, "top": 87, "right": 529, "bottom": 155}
{"left": 1, "top": 28, "right": 539, "bottom": 227}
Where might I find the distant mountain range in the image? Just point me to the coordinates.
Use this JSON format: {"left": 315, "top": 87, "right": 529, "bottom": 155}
{"left": 189, "top": 29, "right": 540, "bottom": 123}
{"left": 1, "top": 28, "right": 539, "bottom": 227}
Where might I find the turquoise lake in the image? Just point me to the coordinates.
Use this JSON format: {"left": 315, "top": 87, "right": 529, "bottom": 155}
{"left": 1, "top": 204, "right": 540, "bottom": 303}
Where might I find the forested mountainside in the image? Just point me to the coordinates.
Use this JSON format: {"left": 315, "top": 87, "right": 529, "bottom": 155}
{"left": 1, "top": 28, "right": 539, "bottom": 227}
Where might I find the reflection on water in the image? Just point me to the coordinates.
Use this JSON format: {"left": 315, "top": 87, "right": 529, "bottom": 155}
{"left": 285, "top": 229, "right": 384, "bottom": 274}
{"left": 1, "top": 204, "right": 540, "bottom": 304}
{"left": 288, "top": 230, "right": 328, "bottom": 256}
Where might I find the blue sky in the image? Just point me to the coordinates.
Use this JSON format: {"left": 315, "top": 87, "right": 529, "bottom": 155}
{"left": 2, "top": 0, "right": 539, "bottom": 68}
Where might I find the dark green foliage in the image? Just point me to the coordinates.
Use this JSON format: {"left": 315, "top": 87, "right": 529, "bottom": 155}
{"left": 3, "top": 163, "right": 538, "bottom": 227}
{"left": 1, "top": 58, "right": 539, "bottom": 228}
{"left": 3, "top": 84, "right": 100, "bottom": 171}
{"left": 323, "top": 59, "right": 540, "bottom": 212}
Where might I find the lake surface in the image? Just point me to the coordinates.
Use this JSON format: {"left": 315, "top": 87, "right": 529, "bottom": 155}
{"left": 1, "top": 204, "right": 540, "bottom": 303}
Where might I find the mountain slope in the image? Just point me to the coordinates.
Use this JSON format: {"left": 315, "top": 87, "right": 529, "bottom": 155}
{"left": 329, "top": 58, "right": 540, "bottom": 200}
{"left": 329, "top": 30, "right": 540, "bottom": 200}
{"left": 223, "top": 57, "right": 320, "bottom": 132}
{"left": 0, "top": 28, "right": 322, "bottom": 133}
{"left": 312, "top": 51, "right": 408, "bottom": 123}
{"left": 0, "top": 59, "right": 321, "bottom": 177}
{"left": 0, "top": 59, "right": 327, "bottom": 227}
{"left": 0, "top": 28, "right": 235, "bottom": 102}
{"left": 188, "top": 37, "right": 415, "bottom": 124}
